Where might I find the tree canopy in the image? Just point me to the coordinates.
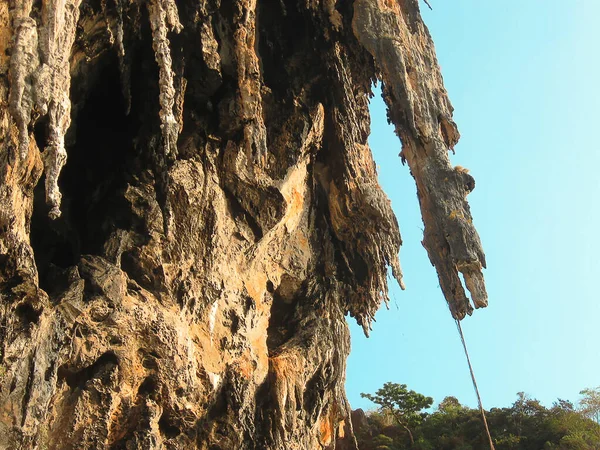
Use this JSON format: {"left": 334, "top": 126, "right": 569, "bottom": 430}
{"left": 355, "top": 384, "right": 600, "bottom": 450}
{"left": 578, "top": 387, "right": 600, "bottom": 424}
{"left": 361, "top": 382, "right": 433, "bottom": 446}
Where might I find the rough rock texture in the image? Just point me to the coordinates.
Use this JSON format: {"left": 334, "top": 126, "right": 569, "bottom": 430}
{"left": 0, "top": 0, "right": 486, "bottom": 449}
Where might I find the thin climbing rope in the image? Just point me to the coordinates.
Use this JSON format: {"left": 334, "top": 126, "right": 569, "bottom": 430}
{"left": 455, "top": 319, "right": 496, "bottom": 450}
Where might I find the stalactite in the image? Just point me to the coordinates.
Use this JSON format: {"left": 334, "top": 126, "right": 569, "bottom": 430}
{"left": 102, "top": 0, "right": 131, "bottom": 114}
{"left": 352, "top": 0, "right": 487, "bottom": 318}
{"left": 40, "top": 0, "right": 83, "bottom": 219}
{"left": 7, "top": 1, "right": 38, "bottom": 161}
{"left": 146, "top": 0, "right": 182, "bottom": 157}
{"left": 8, "top": 0, "right": 82, "bottom": 219}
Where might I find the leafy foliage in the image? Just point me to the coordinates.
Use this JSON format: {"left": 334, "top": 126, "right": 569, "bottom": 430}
{"left": 361, "top": 382, "right": 433, "bottom": 447}
{"left": 355, "top": 385, "right": 600, "bottom": 450}
{"left": 578, "top": 387, "right": 600, "bottom": 424}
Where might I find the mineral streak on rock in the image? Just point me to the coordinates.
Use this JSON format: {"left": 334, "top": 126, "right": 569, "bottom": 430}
{"left": 231, "top": 0, "right": 268, "bottom": 164}
{"left": 0, "top": 0, "right": 486, "bottom": 448}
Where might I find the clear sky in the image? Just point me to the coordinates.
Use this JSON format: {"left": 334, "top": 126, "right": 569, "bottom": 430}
{"left": 346, "top": 0, "right": 600, "bottom": 412}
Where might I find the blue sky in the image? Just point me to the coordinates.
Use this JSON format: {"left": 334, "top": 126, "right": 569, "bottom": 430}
{"left": 346, "top": 0, "right": 600, "bottom": 412}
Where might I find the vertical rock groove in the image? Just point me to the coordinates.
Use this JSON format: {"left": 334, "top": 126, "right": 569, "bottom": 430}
{"left": 0, "top": 0, "right": 486, "bottom": 448}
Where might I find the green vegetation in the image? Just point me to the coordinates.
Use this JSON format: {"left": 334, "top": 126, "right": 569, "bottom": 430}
{"left": 578, "top": 387, "right": 600, "bottom": 424}
{"left": 356, "top": 384, "right": 600, "bottom": 450}
{"left": 360, "top": 382, "right": 433, "bottom": 446}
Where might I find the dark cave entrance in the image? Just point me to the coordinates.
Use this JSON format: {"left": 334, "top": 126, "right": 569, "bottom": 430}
{"left": 30, "top": 55, "right": 138, "bottom": 294}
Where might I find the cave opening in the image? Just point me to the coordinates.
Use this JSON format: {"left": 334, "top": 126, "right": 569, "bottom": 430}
{"left": 30, "top": 54, "right": 138, "bottom": 295}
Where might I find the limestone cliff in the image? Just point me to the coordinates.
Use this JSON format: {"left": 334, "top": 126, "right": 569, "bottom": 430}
{"left": 0, "top": 0, "right": 486, "bottom": 448}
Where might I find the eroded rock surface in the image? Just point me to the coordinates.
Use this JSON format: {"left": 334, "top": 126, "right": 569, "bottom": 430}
{"left": 0, "top": 0, "right": 486, "bottom": 448}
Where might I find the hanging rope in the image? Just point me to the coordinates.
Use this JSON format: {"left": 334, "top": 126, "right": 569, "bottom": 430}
{"left": 456, "top": 319, "right": 496, "bottom": 450}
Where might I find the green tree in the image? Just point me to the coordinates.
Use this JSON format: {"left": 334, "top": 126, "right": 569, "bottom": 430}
{"left": 361, "top": 382, "right": 433, "bottom": 447}
{"left": 438, "top": 396, "right": 464, "bottom": 413}
{"left": 578, "top": 387, "right": 600, "bottom": 424}
{"left": 372, "top": 434, "right": 397, "bottom": 450}
{"left": 354, "top": 391, "right": 600, "bottom": 450}
{"left": 553, "top": 399, "right": 575, "bottom": 413}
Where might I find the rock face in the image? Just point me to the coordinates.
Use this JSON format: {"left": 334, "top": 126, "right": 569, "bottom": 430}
{"left": 0, "top": 0, "right": 486, "bottom": 448}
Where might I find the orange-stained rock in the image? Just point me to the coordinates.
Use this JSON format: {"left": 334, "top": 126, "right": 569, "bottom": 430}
{"left": 0, "top": 0, "right": 485, "bottom": 448}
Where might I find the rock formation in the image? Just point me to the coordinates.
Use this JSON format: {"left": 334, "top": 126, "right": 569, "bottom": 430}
{"left": 0, "top": 0, "right": 486, "bottom": 448}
